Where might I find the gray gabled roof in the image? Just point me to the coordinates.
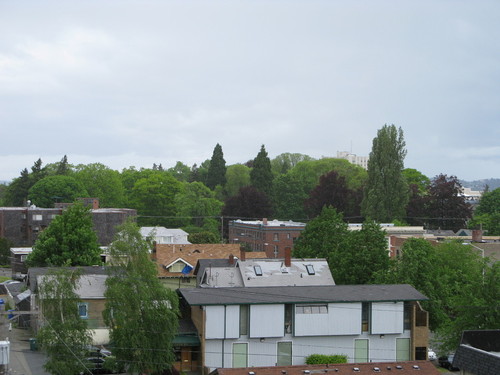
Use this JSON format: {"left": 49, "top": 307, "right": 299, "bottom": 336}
{"left": 178, "top": 284, "right": 428, "bottom": 306}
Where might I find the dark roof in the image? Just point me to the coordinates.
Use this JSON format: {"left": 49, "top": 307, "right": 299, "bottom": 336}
{"left": 194, "top": 258, "right": 234, "bottom": 275}
{"left": 178, "top": 284, "right": 428, "bottom": 306}
{"left": 27, "top": 266, "right": 108, "bottom": 292}
{"left": 453, "top": 330, "right": 500, "bottom": 375}
{"left": 212, "top": 361, "right": 439, "bottom": 375}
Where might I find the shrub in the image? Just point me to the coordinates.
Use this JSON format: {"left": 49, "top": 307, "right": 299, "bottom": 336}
{"left": 305, "top": 354, "right": 348, "bottom": 364}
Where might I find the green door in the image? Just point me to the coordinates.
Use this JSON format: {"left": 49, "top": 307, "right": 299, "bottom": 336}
{"left": 354, "top": 339, "right": 368, "bottom": 362}
{"left": 233, "top": 343, "right": 248, "bottom": 368}
{"left": 277, "top": 342, "right": 292, "bottom": 366}
{"left": 396, "top": 338, "right": 410, "bottom": 361}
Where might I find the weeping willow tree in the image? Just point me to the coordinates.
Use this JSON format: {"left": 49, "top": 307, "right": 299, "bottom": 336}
{"left": 37, "top": 268, "right": 93, "bottom": 375}
{"left": 103, "top": 221, "right": 179, "bottom": 374}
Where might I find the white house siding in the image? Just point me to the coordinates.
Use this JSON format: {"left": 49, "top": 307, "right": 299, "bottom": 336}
{"left": 295, "top": 303, "right": 361, "bottom": 336}
{"left": 205, "top": 305, "right": 240, "bottom": 339}
{"left": 371, "top": 302, "right": 404, "bottom": 334}
{"left": 204, "top": 330, "right": 412, "bottom": 373}
{"left": 250, "top": 304, "right": 284, "bottom": 338}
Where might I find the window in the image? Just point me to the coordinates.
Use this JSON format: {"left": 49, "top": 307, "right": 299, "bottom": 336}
{"left": 78, "top": 302, "right": 88, "bottom": 319}
{"left": 287, "top": 233, "right": 291, "bottom": 239}
{"left": 240, "top": 305, "right": 249, "bottom": 335}
{"left": 296, "top": 304, "right": 328, "bottom": 314}
{"left": 305, "top": 265, "right": 315, "bottom": 275}
{"left": 254, "top": 265, "right": 263, "bottom": 276}
{"left": 362, "top": 302, "right": 370, "bottom": 332}
{"left": 354, "top": 339, "right": 368, "bottom": 362}
{"left": 284, "top": 304, "right": 293, "bottom": 333}
{"left": 396, "top": 338, "right": 410, "bottom": 361}
{"left": 170, "top": 262, "right": 188, "bottom": 273}
{"left": 32, "top": 214, "right": 43, "bottom": 221}
{"left": 404, "top": 302, "right": 411, "bottom": 330}
{"left": 232, "top": 343, "right": 248, "bottom": 368}
{"left": 277, "top": 342, "right": 292, "bottom": 366}
{"left": 273, "top": 233, "right": 279, "bottom": 241}
{"left": 20, "top": 255, "right": 28, "bottom": 262}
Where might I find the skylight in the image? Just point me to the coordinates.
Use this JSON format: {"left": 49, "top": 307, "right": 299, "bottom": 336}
{"left": 254, "top": 265, "right": 263, "bottom": 276}
{"left": 305, "top": 264, "right": 315, "bottom": 275}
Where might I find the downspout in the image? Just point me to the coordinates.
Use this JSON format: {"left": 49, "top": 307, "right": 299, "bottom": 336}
{"left": 222, "top": 306, "right": 226, "bottom": 368}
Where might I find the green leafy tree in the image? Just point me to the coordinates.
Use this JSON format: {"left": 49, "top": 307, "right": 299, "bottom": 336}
{"left": 129, "top": 171, "right": 183, "bottom": 227}
{"left": 36, "top": 268, "right": 93, "bottom": 375}
{"left": 26, "top": 202, "right": 101, "bottom": 267}
{"left": 271, "top": 153, "right": 314, "bottom": 175}
{"left": 362, "top": 124, "right": 409, "bottom": 222}
{"left": 471, "top": 188, "right": 500, "bottom": 235}
{"left": 476, "top": 187, "right": 500, "bottom": 215}
{"left": 294, "top": 207, "right": 388, "bottom": 285}
{"left": 272, "top": 173, "right": 308, "bottom": 221}
{"left": 188, "top": 231, "right": 220, "bottom": 244}
{"left": 225, "top": 164, "right": 251, "bottom": 198}
{"left": 175, "top": 181, "right": 223, "bottom": 229}
{"left": 426, "top": 174, "right": 472, "bottom": 231}
{"left": 104, "top": 222, "right": 179, "bottom": 374}
{"left": 168, "top": 161, "right": 191, "bottom": 182}
{"left": 250, "top": 145, "right": 273, "bottom": 195}
{"left": 222, "top": 186, "right": 273, "bottom": 220}
{"left": 0, "top": 237, "right": 13, "bottom": 265}
{"left": 206, "top": 143, "right": 227, "bottom": 189}
{"left": 74, "top": 163, "right": 125, "bottom": 207}
{"left": 403, "top": 168, "right": 430, "bottom": 194}
{"left": 28, "top": 175, "right": 88, "bottom": 208}
{"left": 3, "top": 168, "right": 31, "bottom": 206}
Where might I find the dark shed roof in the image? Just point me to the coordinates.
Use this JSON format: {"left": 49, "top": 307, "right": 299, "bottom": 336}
{"left": 178, "top": 284, "right": 427, "bottom": 306}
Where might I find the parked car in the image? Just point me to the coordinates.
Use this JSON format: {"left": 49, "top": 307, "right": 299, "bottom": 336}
{"left": 428, "top": 348, "right": 437, "bottom": 361}
{"left": 438, "top": 353, "right": 459, "bottom": 371}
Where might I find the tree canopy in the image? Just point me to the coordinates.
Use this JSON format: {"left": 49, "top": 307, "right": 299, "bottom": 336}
{"left": 206, "top": 143, "right": 227, "bottom": 189}
{"left": 104, "top": 221, "right": 179, "bottom": 374}
{"left": 28, "top": 175, "right": 88, "bottom": 208}
{"left": 250, "top": 145, "right": 273, "bottom": 195}
{"left": 26, "top": 202, "right": 102, "bottom": 267}
{"left": 74, "top": 163, "right": 126, "bottom": 207}
{"left": 362, "top": 124, "right": 409, "bottom": 222}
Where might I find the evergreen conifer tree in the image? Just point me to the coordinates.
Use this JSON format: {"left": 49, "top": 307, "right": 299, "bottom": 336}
{"left": 206, "top": 143, "right": 227, "bottom": 189}
{"left": 250, "top": 145, "right": 273, "bottom": 195}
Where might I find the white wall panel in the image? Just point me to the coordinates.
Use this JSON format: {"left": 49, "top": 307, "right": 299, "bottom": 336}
{"left": 330, "top": 303, "right": 362, "bottom": 335}
{"left": 225, "top": 305, "right": 240, "bottom": 339}
{"left": 205, "top": 305, "right": 225, "bottom": 339}
{"left": 250, "top": 304, "right": 284, "bottom": 338}
{"left": 371, "top": 302, "right": 404, "bottom": 334}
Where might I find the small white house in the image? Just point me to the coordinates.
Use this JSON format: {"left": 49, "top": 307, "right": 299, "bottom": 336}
{"left": 140, "top": 227, "right": 191, "bottom": 245}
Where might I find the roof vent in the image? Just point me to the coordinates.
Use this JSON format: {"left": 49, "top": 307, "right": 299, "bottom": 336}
{"left": 412, "top": 365, "right": 420, "bottom": 370}
{"left": 396, "top": 366, "right": 403, "bottom": 370}
{"left": 373, "top": 368, "right": 381, "bottom": 373}
{"left": 353, "top": 368, "right": 360, "bottom": 372}
{"left": 303, "top": 371, "right": 310, "bottom": 374}
{"left": 281, "top": 371, "right": 287, "bottom": 374}
{"left": 249, "top": 372, "right": 255, "bottom": 375}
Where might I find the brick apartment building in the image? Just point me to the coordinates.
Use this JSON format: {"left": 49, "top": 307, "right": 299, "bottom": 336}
{"left": 228, "top": 218, "right": 306, "bottom": 258}
{"left": 0, "top": 199, "right": 136, "bottom": 247}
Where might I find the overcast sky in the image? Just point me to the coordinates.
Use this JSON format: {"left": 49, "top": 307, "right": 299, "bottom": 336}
{"left": 1, "top": 0, "right": 499, "bottom": 183}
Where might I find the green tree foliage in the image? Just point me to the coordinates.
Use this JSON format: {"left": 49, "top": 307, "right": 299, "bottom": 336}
{"left": 74, "top": 163, "right": 125, "bottom": 207}
{"left": 168, "top": 161, "right": 191, "bottom": 182}
{"left": 222, "top": 186, "right": 273, "bottom": 220}
{"left": 305, "top": 354, "right": 348, "bottom": 365}
{"left": 104, "top": 222, "right": 179, "bottom": 374}
{"left": 129, "top": 171, "right": 183, "bottom": 227}
{"left": 3, "top": 168, "right": 31, "bottom": 206}
{"left": 304, "top": 171, "right": 363, "bottom": 220}
{"left": 250, "top": 145, "right": 273, "bottom": 195}
{"left": 271, "top": 153, "right": 315, "bottom": 176}
{"left": 294, "top": 207, "right": 388, "bottom": 284}
{"left": 206, "top": 143, "right": 227, "bottom": 189}
{"left": 0, "top": 237, "right": 14, "bottom": 265}
{"left": 188, "top": 231, "right": 220, "bottom": 244}
{"left": 26, "top": 202, "right": 102, "bottom": 267}
{"left": 272, "top": 173, "right": 309, "bottom": 221}
{"left": 225, "top": 164, "right": 251, "bottom": 198}
{"left": 36, "top": 268, "right": 93, "bottom": 375}
{"left": 426, "top": 174, "right": 472, "bottom": 231}
{"left": 28, "top": 175, "right": 88, "bottom": 208}
{"left": 362, "top": 124, "right": 409, "bottom": 222}
{"left": 403, "top": 168, "right": 430, "bottom": 194}
{"left": 470, "top": 188, "right": 500, "bottom": 235}
{"left": 175, "top": 181, "right": 223, "bottom": 230}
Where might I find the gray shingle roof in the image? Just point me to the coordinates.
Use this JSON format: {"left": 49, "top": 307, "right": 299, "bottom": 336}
{"left": 178, "top": 284, "right": 428, "bottom": 306}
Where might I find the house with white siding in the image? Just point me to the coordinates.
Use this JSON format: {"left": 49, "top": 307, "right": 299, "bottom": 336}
{"left": 178, "top": 284, "right": 430, "bottom": 374}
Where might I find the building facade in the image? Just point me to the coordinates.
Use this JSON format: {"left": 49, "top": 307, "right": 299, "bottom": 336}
{"left": 228, "top": 219, "right": 306, "bottom": 258}
{"left": 179, "top": 284, "right": 430, "bottom": 374}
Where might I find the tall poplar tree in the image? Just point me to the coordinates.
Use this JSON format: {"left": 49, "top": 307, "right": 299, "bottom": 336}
{"left": 206, "top": 143, "right": 227, "bottom": 189}
{"left": 250, "top": 145, "right": 273, "bottom": 195}
{"left": 361, "top": 124, "right": 409, "bottom": 222}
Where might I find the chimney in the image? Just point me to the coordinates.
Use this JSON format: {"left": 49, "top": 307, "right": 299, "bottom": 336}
{"left": 240, "top": 248, "right": 246, "bottom": 261}
{"left": 284, "top": 247, "right": 291, "bottom": 267}
{"left": 472, "top": 229, "right": 483, "bottom": 243}
{"left": 263, "top": 218, "right": 268, "bottom": 225}
{"left": 229, "top": 254, "right": 234, "bottom": 265}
